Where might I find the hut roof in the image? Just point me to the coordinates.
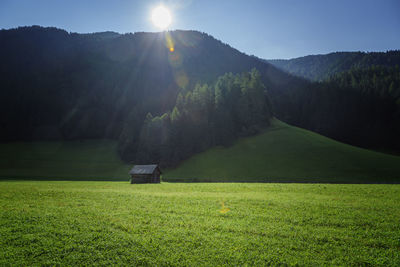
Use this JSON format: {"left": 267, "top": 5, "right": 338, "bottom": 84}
{"left": 129, "top": 164, "right": 161, "bottom": 175}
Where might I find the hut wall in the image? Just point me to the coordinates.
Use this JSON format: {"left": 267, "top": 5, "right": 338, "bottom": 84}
{"left": 152, "top": 170, "right": 161, "bottom": 183}
{"left": 131, "top": 174, "right": 152, "bottom": 184}
{"left": 130, "top": 169, "right": 161, "bottom": 184}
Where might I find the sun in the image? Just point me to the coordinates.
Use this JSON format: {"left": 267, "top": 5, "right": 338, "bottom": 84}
{"left": 151, "top": 5, "right": 172, "bottom": 30}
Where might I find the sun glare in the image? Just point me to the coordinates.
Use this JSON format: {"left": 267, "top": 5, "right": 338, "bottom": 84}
{"left": 151, "top": 6, "right": 172, "bottom": 30}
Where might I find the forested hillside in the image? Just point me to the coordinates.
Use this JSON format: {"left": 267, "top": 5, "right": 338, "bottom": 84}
{"left": 0, "top": 26, "right": 285, "bottom": 166}
{"left": 124, "top": 70, "right": 272, "bottom": 167}
{"left": 268, "top": 51, "right": 400, "bottom": 81}
{"left": 266, "top": 51, "right": 400, "bottom": 151}
{"left": 1, "top": 26, "right": 399, "bottom": 168}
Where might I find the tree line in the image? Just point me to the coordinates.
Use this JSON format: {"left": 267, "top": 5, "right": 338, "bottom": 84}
{"left": 118, "top": 69, "right": 272, "bottom": 167}
{"left": 278, "top": 65, "right": 400, "bottom": 151}
{"left": 268, "top": 51, "right": 400, "bottom": 81}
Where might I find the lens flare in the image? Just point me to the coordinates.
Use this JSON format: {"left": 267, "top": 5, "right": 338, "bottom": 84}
{"left": 219, "top": 201, "right": 230, "bottom": 214}
{"left": 174, "top": 70, "right": 189, "bottom": 89}
{"left": 165, "top": 31, "right": 175, "bottom": 51}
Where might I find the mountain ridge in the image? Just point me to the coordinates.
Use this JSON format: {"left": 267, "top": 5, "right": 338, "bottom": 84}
{"left": 267, "top": 50, "right": 400, "bottom": 81}
{"left": 1, "top": 25, "right": 399, "bottom": 167}
{"left": 1, "top": 25, "right": 291, "bottom": 166}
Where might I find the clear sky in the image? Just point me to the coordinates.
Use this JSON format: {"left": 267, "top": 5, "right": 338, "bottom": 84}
{"left": 0, "top": 0, "right": 399, "bottom": 59}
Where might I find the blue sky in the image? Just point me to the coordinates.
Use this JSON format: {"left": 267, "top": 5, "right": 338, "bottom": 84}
{"left": 0, "top": 0, "right": 399, "bottom": 59}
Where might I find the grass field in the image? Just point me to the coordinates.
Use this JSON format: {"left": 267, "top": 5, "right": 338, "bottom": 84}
{"left": 0, "top": 140, "right": 130, "bottom": 180}
{"left": 164, "top": 119, "right": 400, "bottom": 183}
{"left": 0, "top": 181, "right": 399, "bottom": 265}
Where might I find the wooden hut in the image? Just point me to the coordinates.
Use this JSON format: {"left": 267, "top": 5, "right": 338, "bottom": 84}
{"left": 129, "top": 164, "right": 161, "bottom": 184}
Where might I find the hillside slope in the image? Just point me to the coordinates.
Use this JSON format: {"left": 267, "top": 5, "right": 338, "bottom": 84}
{"left": 0, "top": 26, "right": 302, "bottom": 167}
{"left": 266, "top": 51, "right": 400, "bottom": 152}
{"left": 0, "top": 26, "right": 294, "bottom": 143}
{"left": 164, "top": 119, "right": 400, "bottom": 183}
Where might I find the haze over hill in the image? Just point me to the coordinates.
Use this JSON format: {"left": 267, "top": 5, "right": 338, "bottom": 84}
{"left": 1, "top": 26, "right": 400, "bottom": 170}
{"left": 0, "top": 26, "right": 298, "bottom": 167}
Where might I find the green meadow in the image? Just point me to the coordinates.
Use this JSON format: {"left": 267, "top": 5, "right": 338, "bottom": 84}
{"left": 165, "top": 119, "right": 400, "bottom": 183}
{"left": 0, "top": 181, "right": 399, "bottom": 265}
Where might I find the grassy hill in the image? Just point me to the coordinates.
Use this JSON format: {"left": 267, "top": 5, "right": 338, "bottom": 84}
{"left": 164, "top": 119, "right": 400, "bottom": 183}
{"left": 0, "top": 140, "right": 130, "bottom": 180}
{"left": 1, "top": 119, "right": 400, "bottom": 182}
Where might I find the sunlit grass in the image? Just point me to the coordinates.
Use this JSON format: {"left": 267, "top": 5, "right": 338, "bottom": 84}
{"left": 1, "top": 181, "right": 399, "bottom": 265}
